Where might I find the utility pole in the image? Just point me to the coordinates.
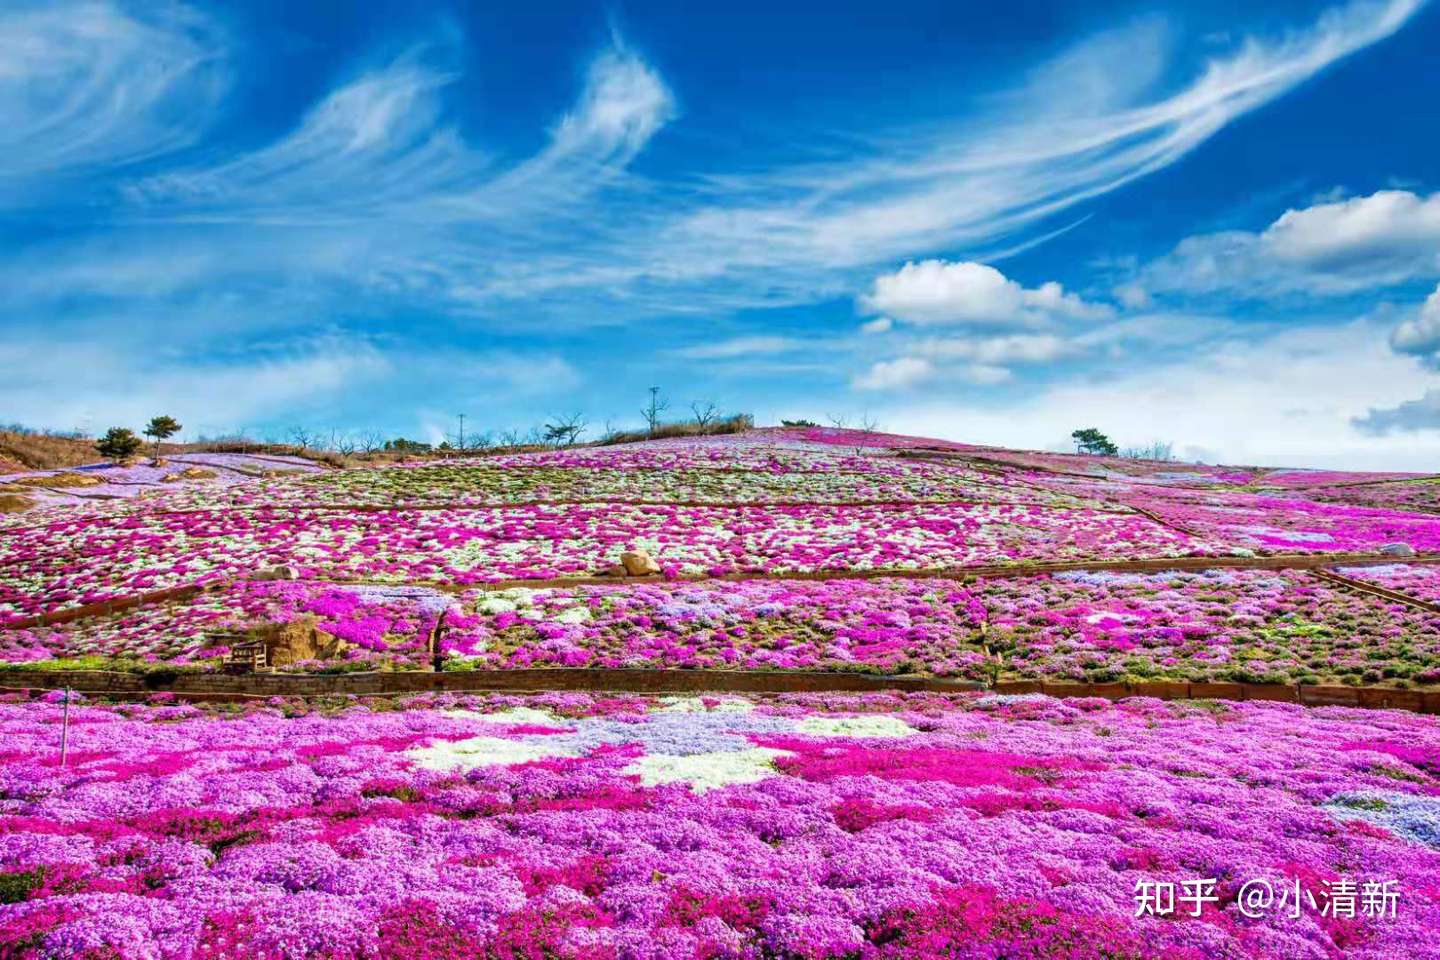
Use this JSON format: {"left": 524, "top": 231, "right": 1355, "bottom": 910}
{"left": 647, "top": 387, "right": 660, "bottom": 439}
{"left": 60, "top": 687, "right": 71, "bottom": 767}
{"left": 457, "top": 413, "right": 466, "bottom": 452}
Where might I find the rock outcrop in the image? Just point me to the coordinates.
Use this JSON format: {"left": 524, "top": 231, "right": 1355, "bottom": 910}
{"left": 620, "top": 549, "right": 661, "bottom": 576}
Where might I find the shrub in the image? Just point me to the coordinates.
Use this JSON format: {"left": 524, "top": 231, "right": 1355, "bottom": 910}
{"left": 95, "top": 427, "right": 143, "bottom": 463}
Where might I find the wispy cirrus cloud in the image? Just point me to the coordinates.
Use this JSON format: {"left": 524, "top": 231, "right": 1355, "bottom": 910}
{"left": 125, "top": 57, "right": 480, "bottom": 219}
{"left": 35, "top": 0, "right": 1418, "bottom": 320}
{"left": 0, "top": 0, "right": 1431, "bottom": 444}
{"left": 0, "top": 1, "right": 226, "bottom": 196}
{"left": 580, "top": 0, "right": 1428, "bottom": 304}
{"left": 125, "top": 41, "right": 673, "bottom": 227}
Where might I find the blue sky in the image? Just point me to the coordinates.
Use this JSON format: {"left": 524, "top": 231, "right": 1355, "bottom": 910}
{"left": 2, "top": 0, "right": 1439, "bottom": 467}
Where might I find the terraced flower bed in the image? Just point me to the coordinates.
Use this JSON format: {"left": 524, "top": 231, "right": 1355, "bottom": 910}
{"left": 0, "top": 502, "right": 1210, "bottom": 622}
{"left": 1304, "top": 480, "right": 1440, "bottom": 515}
{"left": 982, "top": 569, "right": 1440, "bottom": 687}
{"left": 0, "top": 453, "right": 319, "bottom": 503}
{"left": 233, "top": 459, "right": 1085, "bottom": 509}
{"left": 1, "top": 692, "right": 1437, "bottom": 959}
{"left": 1118, "top": 490, "right": 1440, "bottom": 554}
{"left": 0, "top": 582, "right": 457, "bottom": 672}
{"left": 12, "top": 569, "right": 1439, "bottom": 690}
{"left": 1335, "top": 563, "right": 1440, "bottom": 606}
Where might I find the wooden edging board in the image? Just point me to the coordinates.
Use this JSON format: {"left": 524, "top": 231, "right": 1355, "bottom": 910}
{"left": 3, "top": 669, "right": 1438, "bottom": 714}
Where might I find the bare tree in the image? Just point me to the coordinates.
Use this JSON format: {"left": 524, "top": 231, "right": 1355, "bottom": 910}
{"left": 498, "top": 428, "right": 523, "bottom": 448}
{"left": 288, "top": 427, "right": 316, "bottom": 451}
{"left": 642, "top": 387, "right": 669, "bottom": 438}
{"left": 543, "top": 412, "right": 587, "bottom": 448}
{"left": 358, "top": 430, "right": 384, "bottom": 456}
{"left": 855, "top": 413, "right": 881, "bottom": 455}
{"left": 333, "top": 432, "right": 357, "bottom": 456}
{"left": 826, "top": 413, "right": 850, "bottom": 430}
{"left": 690, "top": 400, "right": 720, "bottom": 431}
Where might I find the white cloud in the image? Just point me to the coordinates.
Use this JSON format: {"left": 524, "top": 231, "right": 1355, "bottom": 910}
{"left": 0, "top": 1, "right": 227, "bottom": 194}
{"left": 1141, "top": 189, "right": 1440, "bottom": 297}
{"left": 870, "top": 320, "right": 1440, "bottom": 469}
{"left": 548, "top": 47, "right": 675, "bottom": 166}
{"left": 853, "top": 357, "right": 936, "bottom": 390}
{"left": 671, "top": 336, "right": 804, "bottom": 360}
{"left": 1265, "top": 189, "right": 1440, "bottom": 267}
{"left": 2, "top": 0, "right": 1422, "bottom": 327}
{"left": 957, "top": 363, "right": 1013, "bottom": 385}
{"left": 1114, "top": 282, "right": 1151, "bottom": 310}
{"left": 597, "top": 0, "right": 1426, "bottom": 308}
{"left": 860, "top": 317, "right": 893, "bottom": 334}
{"left": 1353, "top": 389, "right": 1440, "bottom": 434}
{"left": 127, "top": 42, "right": 673, "bottom": 227}
{"left": 860, "top": 260, "right": 1109, "bottom": 327}
{"left": 1389, "top": 282, "right": 1440, "bottom": 362}
{"left": 127, "top": 60, "right": 477, "bottom": 215}
{"left": 0, "top": 333, "right": 389, "bottom": 432}
{"left": 921, "top": 333, "right": 1074, "bottom": 364}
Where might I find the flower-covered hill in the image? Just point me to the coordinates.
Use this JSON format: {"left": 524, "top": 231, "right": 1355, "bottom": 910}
{"left": 3, "top": 428, "right": 1440, "bottom": 687}
{"left": 2, "top": 691, "right": 1439, "bottom": 960}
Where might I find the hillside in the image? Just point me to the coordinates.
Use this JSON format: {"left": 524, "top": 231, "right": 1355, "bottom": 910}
{"left": 4, "top": 426, "right": 1440, "bottom": 958}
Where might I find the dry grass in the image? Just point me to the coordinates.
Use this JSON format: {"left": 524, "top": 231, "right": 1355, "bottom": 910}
{"left": 0, "top": 430, "right": 97, "bottom": 473}
{"left": 599, "top": 414, "right": 754, "bottom": 446}
{"left": 8, "top": 472, "right": 103, "bottom": 488}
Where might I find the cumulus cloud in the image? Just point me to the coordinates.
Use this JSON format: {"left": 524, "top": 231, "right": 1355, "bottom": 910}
{"left": 859, "top": 260, "right": 1109, "bottom": 327}
{"left": 1352, "top": 389, "right": 1440, "bottom": 434}
{"left": 1140, "top": 190, "right": 1440, "bottom": 297}
{"left": 852, "top": 357, "right": 936, "bottom": 390}
{"left": 860, "top": 317, "right": 893, "bottom": 334}
{"left": 1265, "top": 190, "right": 1440, "bottom": 267}
{"left": 1387, "top": 283, "right": 1440, "bottom": 363}
{"left": 871, "top": 320, "right": 1439, "bottom": 469}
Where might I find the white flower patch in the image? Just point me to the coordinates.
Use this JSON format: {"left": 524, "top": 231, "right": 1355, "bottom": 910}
{"left": 406, "top": 735, "right": 578, "bottom": 772}
{"left": 654, "top": 696, "right": 754, "bottom": 714}
{"left": 474, "top": 588, "right": 544, "bottom": 615}
{"left": 795, "top": 715, "right": 917, "bottom": 738}
{"left": 440, "top": 706, "right": 566, "bottom": 727}
{"left": 623, "top": 748, "right": 792, "bottom": 793}
{"left": 1082, "top": 610, "right": 1137, "bottom": 626}
{"left": 551, "top": 606, "right": 591, "bottom": 625}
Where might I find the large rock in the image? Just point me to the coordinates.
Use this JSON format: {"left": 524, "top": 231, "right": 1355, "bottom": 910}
{"left": 1379, "top": 542, "right": 1417, "bottom": 558}
{"left": 0, "top": 494, "right": 34, "bottom": 514}
{"left": 262, "top": 616, "right": 351, "bottom": 667}
{"left": 619, "top": 549, "right": 661, "bottom": 576}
